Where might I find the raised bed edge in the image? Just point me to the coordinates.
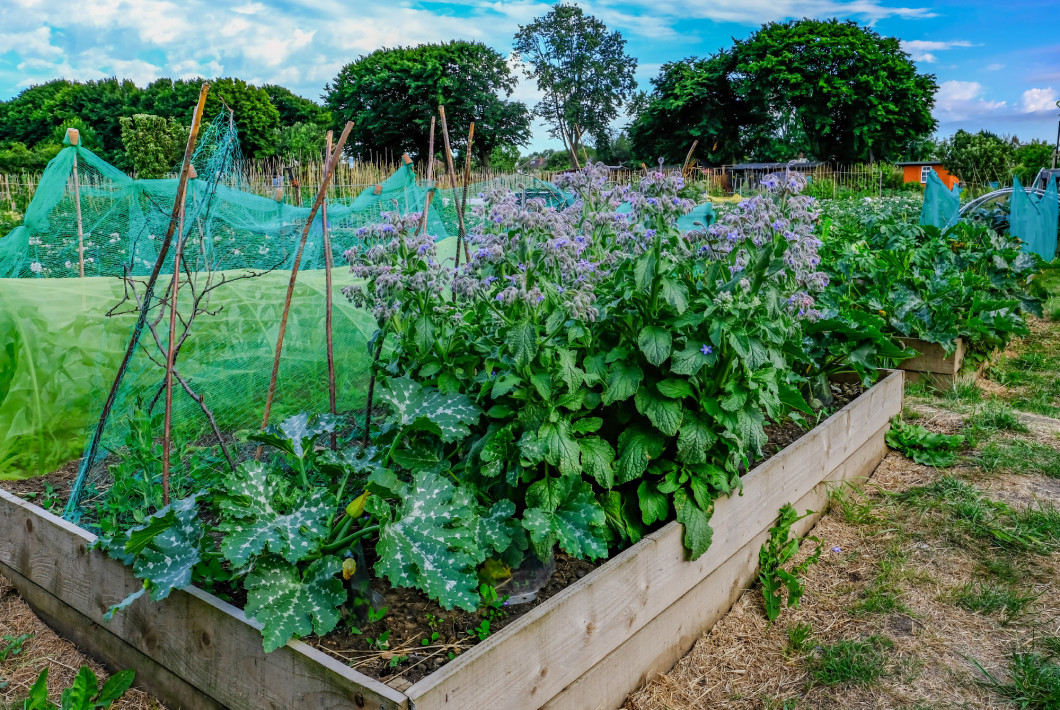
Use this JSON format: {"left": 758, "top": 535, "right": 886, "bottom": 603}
{"left": 898, "top": 337, "right": 965, "bottom": 378}
{"left": 0, "top": 370, "right": 902, "bottom": 710}
{"left": 0, "top": 490, "right": 408, "bottom": 710}
{"left": 406, "top": 370, "right": 903, "bottom": 710}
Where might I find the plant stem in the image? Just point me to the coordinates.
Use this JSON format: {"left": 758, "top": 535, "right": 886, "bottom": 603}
{"left": 321, "top": 524, "right": 380, "bottom": 554}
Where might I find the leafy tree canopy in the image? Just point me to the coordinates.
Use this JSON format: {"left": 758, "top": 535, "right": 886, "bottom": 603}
{"left": 629, "top": 19, "right": 938, "bottom": 165}
{"left": 120, "top": 114, "right": 189, "bottom": 178}
{"left": 325, "top": 41, "right": 531, "bottom": 167}
{"left": 514, "top": 3, "right": 638, "bottom": 164}
{"left": 263, "top": 85, "right": 331, "bottom": 127}
{"left": 937, "top": 130, "right": 1014, "bottom": 184}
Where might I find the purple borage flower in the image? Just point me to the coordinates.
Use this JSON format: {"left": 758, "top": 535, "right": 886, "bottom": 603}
{"left": 700, "top": 345, "right": 713, "bottom": 355}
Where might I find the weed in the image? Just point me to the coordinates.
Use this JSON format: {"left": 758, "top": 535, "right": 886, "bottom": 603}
{"left": 809, "top": 635, "right": 894, "bottom": 686}
{"left": 977, "top": 652, "right": 1060, "bottom": 709}
{"left": 830, "top": 487, "right": 880, "bottom": 526}
{"left": 785, "top": 622, "right": 815, "bottom": 656}
{"left": 978, "top": 556, "right": 1024, "bottom": 585}
{"left": 1036, "top": 636, "right": 1060, "bottom": 658}
{"left": 0, "top": 632, "right": 32, "bottom": 661}
{"left": 978, "top": 440, "right": 1060, "bottom": 479}
{"left": 951, "top": 581, "right": 1037, "bottom": 623}
{"left": 886, "top": 418, "right": 966, "bottom": 467}
{"left": 759, "top": 504, "right": 824, "bottom": 622}
{"left": 467, "top": 619, "right": 491, "bottom": 642}
{"left": 942, "top": 380, "right": 982, "bottom": 404}
{"left": 854, "top": 580, "right": 908, "bottom": 615}
{"left": 968, "top": 401, "right": 1029, "bottom": 434}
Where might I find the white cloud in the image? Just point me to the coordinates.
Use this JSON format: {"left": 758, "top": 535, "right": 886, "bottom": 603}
{"left": 900, "top": 39, "right": 974, "bottom": 63}
{"left": 1020, "top": 87, "right": 1058, "bottom": 113}
{"left": 986, "top": 63, "right": 1004, "bottom": 71}
{"left": 934, "top": 80, "right": 1006, "bottom": 122}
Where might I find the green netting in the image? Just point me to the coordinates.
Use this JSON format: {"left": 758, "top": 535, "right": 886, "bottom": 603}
{"left": 919, "top": 169, "right": 962, "bottom": 230}
{"left": 1011, "top": 175, "right": 1059, "bottom": 261}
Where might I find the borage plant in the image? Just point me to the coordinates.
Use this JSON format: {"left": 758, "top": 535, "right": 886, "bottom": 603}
{"left": 347, "top": 165, "right": 829, "bottom": 564}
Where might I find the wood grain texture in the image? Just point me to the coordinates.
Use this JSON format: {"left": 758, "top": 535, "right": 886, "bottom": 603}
{"left": 0, "top": 561, "right": 224, "bottom": 710}
{"left": 898, "top": 337, "right": 964, "bottom": 376}
{"left": 0, "top": 491, "right": 407, "bottom": 710}
{"left": 543, "top": 425, "right": 890, "bottom": 710}
{"left": 406, "top": 371, "right": 903, "bottom": 710}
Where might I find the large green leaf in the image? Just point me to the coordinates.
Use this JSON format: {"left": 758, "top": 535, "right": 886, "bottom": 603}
{"left": 669, "top": 342, "right": 716, "bottom": 376}
{"left": 603, "top": 361, "right": 643, "bottom": 405}
{"left": 634, "top": 386, "right": 683, "bottom": 436}
{"left": 217, "top": 461, "right": 332, "bottom": 566}
{"left": 638, "top": 325, "right": 672, "bottom": 366}
{"left": 508, "top": 320, "right": 538, "bottom": 367}
{"left": 580, "top": 436, "right": 615, "bottom": 488}
{"left": 674, "top": 489, "right": 714, "bottom": 560}
{"left": 244, "top": 555, "right": 346, "bottom": 652}
{"left": 368, "top": 471, "right": 482, "bottom": 611}
{"left": 540, "top": 419, "right": 581, "bottom": 475}
{"left": 676, "top": 413, "right": 718, "bottom": 464}
{"left": 522, "top": 479, "right": 608, "bottom": 560}
{"left": 615, "top": 426, "right": 666, "bottom": 484}
{"left": 379, "top": 376, "right": 482, "bottom": 443}
{"left": 249, "top": 412, "right": 340, "bottom": 460}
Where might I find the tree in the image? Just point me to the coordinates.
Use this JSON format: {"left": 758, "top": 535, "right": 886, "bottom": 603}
{"left": 514, "top": 4, "right": 638, "bottom": 165}
{"left": 628, "top": 19, "right": 937, "bottom": 164}
{"left": 1011, "top": 139, "right": 1056, "bottom": 183}
{"left": 120, "top": 114, "right": 189, "bottom": 178}
{"left": 263, "top": 85, "right": 331, "bottom": 126}
{"left": 628, "top": 53, "right": 753, "bottom": 165}
{"left": 732, "top": 20, "right": 937, "bottom": 163}
{"left": 325, "top": 41, "right": 531, "bottom": 167}
{"left": 488, "top": 144, "right": 520, "bottom": 172}
{"left": 274, "top": 122, "right": 328, "bottom": 161}
{"left": 937, "top": 130, "right": 1014, "bottom": 184}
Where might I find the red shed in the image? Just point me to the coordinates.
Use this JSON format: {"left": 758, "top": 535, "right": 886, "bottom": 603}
{"left": 896, "top": 161, "right": 960, "bottom": 189}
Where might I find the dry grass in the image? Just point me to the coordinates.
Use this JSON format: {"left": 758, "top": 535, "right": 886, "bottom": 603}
{"left": 0, "top": 576, "right": 164, "bottom": 709}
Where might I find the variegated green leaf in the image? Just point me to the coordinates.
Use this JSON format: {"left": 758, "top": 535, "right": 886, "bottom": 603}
{"left": 244, "top": 555, "right": 346, "bottom": 652}
{"left": 217, "top": 462, "right": 332, "bottom": 566}
{"left": 250, "top": 412, "right": 340, "bottom": 460}
{"left": 380, "top": 377, "right": 481, "bottom": 443}
{"left": 580, "top": 436, "right": 615, "bottom": 488}
{"left": 370, "top": 471, "right": 482, "bottom": 611}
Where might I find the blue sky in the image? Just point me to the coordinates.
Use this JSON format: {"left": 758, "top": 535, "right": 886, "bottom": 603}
{"left": 1, "top": 0, "right": 1057, "bottom": 153}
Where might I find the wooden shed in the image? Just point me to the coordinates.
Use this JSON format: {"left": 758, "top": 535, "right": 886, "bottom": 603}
{"left": 896, "top": 161, "right": 960, "bottom": 189}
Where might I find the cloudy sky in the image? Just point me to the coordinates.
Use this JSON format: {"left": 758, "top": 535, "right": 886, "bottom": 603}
{"left": 1, "top": 0, "right": 1057, "bottom": 152}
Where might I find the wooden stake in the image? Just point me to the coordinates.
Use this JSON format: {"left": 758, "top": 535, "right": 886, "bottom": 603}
{"left": 322, "top": 130, "right": 337, "bottom": 450}
{"left": 682, "top": 140, "right": 699, "bottom": 177}
{"left": 66, "top": 128, "right": 86, "bottom": 278}
{"left": 438, "top": 105, "right": 459, "bottom": 189}
{"left": 161, "top": 82, "right": 211, "bottom": 505}
{"left": 418, "top": 117, "right": 436, "bottom": 236}
{"left": 455, "top": 122, "right": 474, "bottom": 269}
{"left": 257, "top": 121, "right": 354, "bottom": 457}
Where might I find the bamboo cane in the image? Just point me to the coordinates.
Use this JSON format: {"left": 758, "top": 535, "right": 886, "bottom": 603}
{"left": 161, "top": 83, "right": 211, "bottom": 505}
{"left": 323, "top": 130, "right": 337, "bottom": 450}
{"left": 418, "top": 117, "right": 436, "bottom": 236}
{"left": 455, "top": 122, "right": 474, "bottom": 268}
{"left": 65, "top": 128, "right": 86, "bottom": 278}
{"left": 438, "top": 105, "right": 459, "bottom": 189}
{"left": 257, "top": 121, "right": 354, "bottom": 458}
{"left": 682, "top": 140, "right": 699, "bottom": 177}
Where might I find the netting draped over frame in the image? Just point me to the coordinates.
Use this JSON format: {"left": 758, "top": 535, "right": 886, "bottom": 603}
{"left": 1010, "top": 175, "right": 1059, "bottom": 261}
{"left": 919, "top": 169, "right": 962, "bottom": 230}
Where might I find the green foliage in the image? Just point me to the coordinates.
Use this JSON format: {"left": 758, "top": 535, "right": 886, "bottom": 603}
{"left": 938, "top": 130, "right": 1014, "bottom": 185}
{"left": 885, "top": 418, "right": 966, "bottom": 467}
{"left": 119, "top": 114, "right": 188, "bottom": 179}
{"left": 325, "top": 41, "right": 530, "bottom": 166}
{"left": 514, "top": 3, "right": 638, "bottom": 160}
{"left": 976, "top": 651, "right": 1060, "bottom": 709}
{"left": 18, "top": 666, "right": 135, "bottom": 710}
{"left": 951, "top": 581, "right": 1037, "bottom": 623}
{"left": 0, "top": 633, "right": 32, "bottom": 661}
{"left": 630, "top": 19, "right": 938, "bottom": 163}
{"left": 978, "top": 439, "right": 1060, "bottom": 478}
{"left": 488, "top": 144, "right": 520, "bottom": 173}
{"left": 759, "top": 504, "right": 823, "bottom": 622}
{"left": 809, "top": 635, "right": 894, "bottom": 686}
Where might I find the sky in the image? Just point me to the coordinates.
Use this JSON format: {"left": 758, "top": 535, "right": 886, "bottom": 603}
{"left": 1, "top": 0, "right": 1058, "bottom": 154}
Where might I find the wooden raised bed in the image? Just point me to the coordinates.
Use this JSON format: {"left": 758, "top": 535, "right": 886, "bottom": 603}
{"left": 898, "top": 337, "right": 965, "bottom": 386}
{"left": 0, "top": 370, "right": 903, "bottom": 710}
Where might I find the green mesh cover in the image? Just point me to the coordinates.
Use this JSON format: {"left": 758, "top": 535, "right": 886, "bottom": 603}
{"left": 1011, "top": 175, "right": 1058, "bottom": 261}
{"left": 919, "top": 169, "right": 962, "bottom": 230}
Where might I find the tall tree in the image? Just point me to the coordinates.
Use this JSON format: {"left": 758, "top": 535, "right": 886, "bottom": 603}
{"left": 629, "top": 19, "right": 938, "bottom": 164}
{"left": 733, "top": 19, "right": 937, "bottom": 163}
{"left": 514, "top": 3, "right": 638, "bottom": 164}
{"left": 325, "top": 41, "right": 530, "bottom": 167}
{"left": 263, "top": 85, "right": 331, "bottom": 126}
{"left": 937, "top": 130, "right": 1014, "bottom": 184}
{"left": 627, "top": 52, "right": 753, "bottom": 165}
{"left": 120, "top": 114, "right": 189, "bottom": 178}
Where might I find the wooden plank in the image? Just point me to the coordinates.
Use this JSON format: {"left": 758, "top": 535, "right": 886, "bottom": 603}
{"left": 0, "top": 491, "right": 408, "bottom": 710}
{"left": 406, "top": 371, "right": 903, "bottom": 710}
{"left": 0, "top": 562, "right": 224, "bottom": 710}
{"left": 898, "top": 337, "right": 964, "bottom": 376}
{"left": 544, "top": 425, "right": 890, "bottom": 710}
